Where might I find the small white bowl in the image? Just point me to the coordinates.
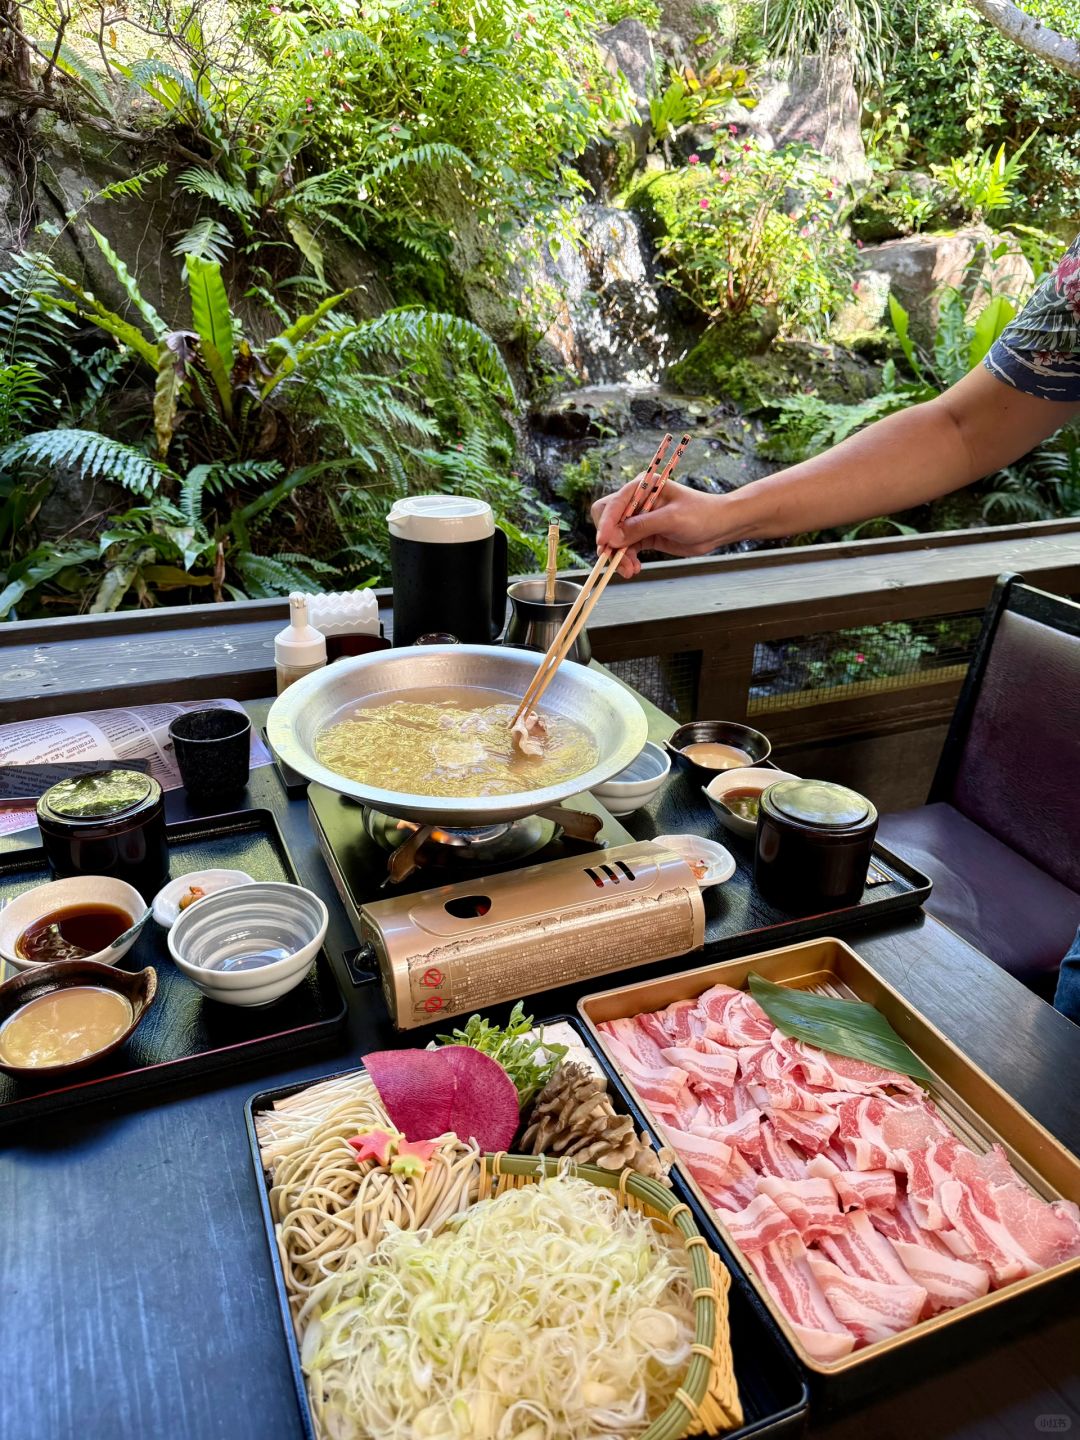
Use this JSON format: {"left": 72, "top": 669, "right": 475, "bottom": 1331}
{"left": 167, "top": 881, "right": 328, "bottom": 1007}
{"left": 590, "top": 741, "right": 671, "bottom": 816}
{"left": 702, "top": 767, "right": 800, "bottom": 839}
{"left": 152, "top": 870, "right": 255, "bottom": 929}
{"left": 0, "top": 875, "right": 150, "bottom": 972}
{"left": 650, "top": 834, "right": 736, "bottom": 888}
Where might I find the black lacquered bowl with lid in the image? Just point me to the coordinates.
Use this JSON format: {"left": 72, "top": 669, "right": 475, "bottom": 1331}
{"left": 36, "top": 769, "right": 170, "bottom": 901}
{"left": 754, "top": 778, "right": 878, "bottom": 911}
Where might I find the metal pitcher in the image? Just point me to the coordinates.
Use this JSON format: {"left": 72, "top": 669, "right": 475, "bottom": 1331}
{"left": 504, "top": 579, "right": 592, "bottom": 665}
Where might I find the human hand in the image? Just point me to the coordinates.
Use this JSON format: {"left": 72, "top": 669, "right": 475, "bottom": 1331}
{"left": 591, "top": 476, "right": 727, "bottom": 577}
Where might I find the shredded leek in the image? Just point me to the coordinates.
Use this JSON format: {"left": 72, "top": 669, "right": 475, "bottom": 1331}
{"left": 299, "top": 1174, "right": 694, "bottom": 1439}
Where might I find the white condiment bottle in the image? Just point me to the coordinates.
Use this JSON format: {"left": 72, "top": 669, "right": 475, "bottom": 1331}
{"left": 274, "top": 593, "right": 327, "bottom": 694}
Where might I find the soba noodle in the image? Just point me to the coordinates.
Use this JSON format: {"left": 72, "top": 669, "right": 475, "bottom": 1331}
{"left": 255, "top": 1072, "right": 481, "bottom": 1315}
{"left": 313, "top": 686, "right": 597, "bottom": 797}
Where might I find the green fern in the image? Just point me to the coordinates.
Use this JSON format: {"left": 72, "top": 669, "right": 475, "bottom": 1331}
{"left": 172, "top": 217, "right": 234, "bottom": 266}
{"left": 363, "top": 143, "right": 478, "bottom": 188}
{"left": 93, "top": 166, "right": 169, "bottom": 204}
{"left": 354, "top": 309, "right": 514, "bottom": 404}
{"left": 37, "top": 41, "right": 114, "bottom": 115}
{"left": 3, "top": 430, "right": 171, "bottom": 496}
{"left": 176, "top": 168, "right": 258, "bottom": 228}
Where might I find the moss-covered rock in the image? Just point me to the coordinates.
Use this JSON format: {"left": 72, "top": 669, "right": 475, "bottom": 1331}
{"left": 623, "top": 166, "right": 710, "bottom": 238}
{"left": 668, "top": 335, "right": 881, "bottom": 409}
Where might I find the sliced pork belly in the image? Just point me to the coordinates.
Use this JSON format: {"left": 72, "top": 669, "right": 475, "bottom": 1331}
{"left": 838, "top": 1095, "right": 949, "bottom": 1172}
{"left": 889, "top": 1239, "right": 989, "bottom": 1315}
{"left": 694, "top": 985, "right": 774, "bottom": 1046}
{"left": 663, "top": 1125, "right": 759, "bottom": 1208}
{"left": 807, "top": 1254, "right": 927, "bottom": 1346}
{"left": 690, "top": 1105, "right": 764, "bottom": 1163}
{"left": 807, "top": 1154, "right": 898, "bottom": 1213}
{"left": 756, "top": 1176, "right": 845, "bottom": 1241}
{"left": 766, "top": 1104, "right": 839, "bottom": 1154}
{"left": 769, "top": 1032, "right": 922, "bottom": 1097}
{"left": 720, "top": 1191, "right": 798, "bottom": 1249}
{"left": 660, "top": 1044, "right": 738, "bottom": 1089}
{"left": 817, "top": 1210, "right": 912, "bottom": 1286}
{"left": 758, "top": 1120, "right": 809, "bottom": 1180}
{"left": 953, "top": 1145, "right": 1080, "bottom": 1272}
{"left": 599, "top": 1019, "right": 690, "bottom": 1113}
{"left": 745, "top": 1233, "right": 855, "bottom": 1362}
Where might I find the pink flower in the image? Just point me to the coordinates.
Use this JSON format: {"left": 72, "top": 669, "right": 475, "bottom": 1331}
{"left": 718, "top": 171, "right": 732, "bottom": 184}
{"left": 305, "top": 95, "right": 313, "bottom": 104}
{"left": 341, "top": 100, "right": 352, "bottom": 112}
{"left": 799, "top": 225, "right": 810, "bottom": 237}
{"left": 742, "top": 143, "right": 751, "bottom": 152}
{"left": 852, "top": 281, "right": 860, "bottom": 293}
{"left": 323, "top": 46, "right": 331, "bottom": 56}
{"left": 268, "top": 4, "right": 281, "bottom": 12}
{"left": 856, "top": 238, "right": 864, "bottom": 249}
{"left": 728, "top": 123, "right": 738, "bottom": 135}
{"left": 699, "top": 197, "right": 710, "bottom": 209}
{"left": 854, "top": 653, "right": 866, "bottom": 664}
{"left": 456, "top": 443, "right": 464, "bottom": 450}
{"left": 460, "top": 43, "right": 469, "bottom": 54}
{"left": 709, "top": 120, "right": 720, "bottom": 132}
{"left": 390, "top": 124, "right": 401, "bottom": 133}
{"left": 687, "top": 153, "right": 700, "bottom": 165}
{"left": 825, "top": 188, "right": 834, "bottom": 199}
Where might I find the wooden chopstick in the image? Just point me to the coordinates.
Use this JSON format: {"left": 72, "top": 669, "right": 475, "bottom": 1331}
{"left": 510, "top": 434, "right": 673, "bottom": 727}
{"left": 544, "top": 521, "right": 559, "bottom": 604}
{"left": 512, "top": 432, "right": 691, "bottom": 725}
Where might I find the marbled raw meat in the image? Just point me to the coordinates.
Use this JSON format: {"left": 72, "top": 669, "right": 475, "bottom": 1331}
{"left": 807, "top": 1154, "right": 898, "bottom": 1213}
{"left": 889, "top": 1239, "right": 989, "bottom": 1315}
{"left": 818, "top": 1210, "right": 912, "bottom": 1286}
{"left": 766, "top": 1104, "right": 839, "bottom": 1153}
{"left": 661, "top": 1044, "right": 738, "bottom": 1090}
{"left": 771, "top": 1032, "right": 921, "bottom": 1097}
{"left": 721, "top": 1192, "right": 799, "bottom": 1250}
{"left": 838, "top": 1095, "right": 949, "bottom": 1172}
{"left": 663, "top": 1124, "right": 758, "bottom": 1208}
{"left": 598, "top": 1021, "right": 689, "bottom": 1112}
{"left": 756, "top": 1176, "right": 845, "bottom": 1240}
{"left": 807, "top": 1254, "right": 927, "bottom": 1345}
{"left": 758, "top": 1120, "right": 809, "bottom": 1180}
{"left": 694, "top": 985, "right": 774, "bottom": 1046}
{"left": 745, "top": 1233, "right": 856, "bottom": 1362}
{"left": 690, "top": 1106, "right": 764, "bottom": 1163}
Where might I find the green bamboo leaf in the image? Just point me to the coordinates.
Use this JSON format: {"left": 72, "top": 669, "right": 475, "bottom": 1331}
{"left": 887, "top": 293, "right": 923, "bottom": 382}
{"left": 185, "top": 254, "right": 234, "bottom": 385}
{"left": 968, "top": 295, "right": 1016, "bottom": 369}
{"left": 747, "top": 973, "right": 934, "bottom": 1084}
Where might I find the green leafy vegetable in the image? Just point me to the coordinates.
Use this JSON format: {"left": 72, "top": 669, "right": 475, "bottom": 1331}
{"left": 435, "top": 1001, "right": 567, "bottom": 1107}
{"left": 747, "top": 973, "right": 934, "bottom": 1085}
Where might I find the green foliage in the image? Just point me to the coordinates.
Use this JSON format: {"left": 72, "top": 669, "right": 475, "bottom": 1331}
{"left": 877, "top": 0, "right": 1080, "bottom": 234}
{"left": 603, "top": 0, "right": 661, "bottom": 23}
{"left": 632, "top": 140, "right": 851, "bottom": 337}
{"left": 802, "top": 622, "right": 935, "bottom": 688}
{"left": 739, "top": 0, "right": 895, "bottom": 88}
{"left": 930, "top": 135, "right": 1036, "bottom": 222}
{"left": 648, "top": 63, "right": 751, "bottom": 145}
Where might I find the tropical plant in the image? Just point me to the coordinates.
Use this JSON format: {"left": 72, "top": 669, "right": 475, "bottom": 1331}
{"left": 802, "top": 622, "right": 936, "bottom": 688}
{"left": 648, "top": 63, "right": 751, "bottom": 145}
{"left": 741, "top": 0, "right": 895, "bottom": 88}
{"left": 930, "top": 134, "right": 1037, "bottom": 221}
{"left": 636, "top": 139, "right": 851, "bottom": 337}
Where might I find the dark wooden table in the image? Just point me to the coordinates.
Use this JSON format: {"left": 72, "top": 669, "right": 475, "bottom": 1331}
{"left": 1, "top": 699, "right": 1078, "bottom": 1440}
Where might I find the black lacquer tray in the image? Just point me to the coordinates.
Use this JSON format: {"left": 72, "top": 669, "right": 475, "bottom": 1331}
{"left": 244, "top": 1014, "right": 810, "bottom": 1440}
{"left": 0, "top": 810, "right": 347, "bottom": 1128}
{"left": 623, "top": 761, "right": 932, "bottom": 962}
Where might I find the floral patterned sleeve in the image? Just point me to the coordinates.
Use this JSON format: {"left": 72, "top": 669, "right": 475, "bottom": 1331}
{"left": 984, "top": 233, "right": 1080, "bottom": 402}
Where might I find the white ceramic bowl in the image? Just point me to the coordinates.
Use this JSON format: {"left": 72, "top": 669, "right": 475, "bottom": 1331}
{"left": 167, "top": 881, "right": 328, "bottom": 1007}
{"left": 0, "top": 875, "right": 150, "bottom": 972}
{"left": 650, "top": 834, "right": 736, "bottom": 888}
{"left": 152, "top": 869, "right": 255, "bottom": 928}
{"left": 702, "top": 767, "right": 800, "bottom": 839}
{"left": 590, "top": 741, "right": 671, "bottom": 816}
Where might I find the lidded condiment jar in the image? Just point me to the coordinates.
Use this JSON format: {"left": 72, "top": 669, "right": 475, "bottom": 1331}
{"left": 754, "top": 778, "right": 878, "bottom": 911}
{"left": 36, "top": 769, "right": 169, "bottom": 901}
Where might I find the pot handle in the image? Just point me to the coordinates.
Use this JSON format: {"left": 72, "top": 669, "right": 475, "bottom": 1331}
{"left": 490, "top": 525, "right": 508, "bottom": 640}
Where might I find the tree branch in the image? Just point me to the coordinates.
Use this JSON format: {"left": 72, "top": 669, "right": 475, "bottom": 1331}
{"left": 967, "top": 0, "right": 1080, "bottom": 80}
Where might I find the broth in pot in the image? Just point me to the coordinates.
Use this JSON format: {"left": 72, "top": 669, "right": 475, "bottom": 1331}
{"left": 314, "top": 686, "right": 598, "bottom": 798}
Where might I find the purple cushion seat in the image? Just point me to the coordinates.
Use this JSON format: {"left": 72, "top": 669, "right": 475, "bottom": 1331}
{"left": 878, "top": 802, "right": 1080, "bottom": 981}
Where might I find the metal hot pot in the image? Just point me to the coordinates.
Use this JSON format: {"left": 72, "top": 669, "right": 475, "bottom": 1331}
{"left": 266, "top": 645, "right": 649, "bottom": 828}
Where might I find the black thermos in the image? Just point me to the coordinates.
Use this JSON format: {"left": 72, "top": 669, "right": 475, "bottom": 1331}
{"left": 388, "top": 495, "right": 509, "bottom": 647}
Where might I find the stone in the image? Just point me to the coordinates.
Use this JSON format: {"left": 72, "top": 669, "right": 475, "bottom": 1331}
{"left": 668, "top": 331, "right": 881, "bottom": 407}
{"left": 596, "top": 19, "right": 655, "bottom": 110}
{"left": 832, "top": 227, "right": 1035, "bottom": 347}
{"left": 851, "top": 170, "right": 966, "bottom": 243}
{"left": 746, "top": 57, "right": 869, "bottom": 188}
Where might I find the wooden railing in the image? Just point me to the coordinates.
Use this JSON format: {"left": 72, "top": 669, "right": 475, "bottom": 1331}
{"left": 4, "top": 518, "right": 1079, "bottom": 810}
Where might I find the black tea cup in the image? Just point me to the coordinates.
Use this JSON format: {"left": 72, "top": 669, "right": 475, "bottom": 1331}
{"left": 168, "top": 709, "right": 252, "bottom": 801}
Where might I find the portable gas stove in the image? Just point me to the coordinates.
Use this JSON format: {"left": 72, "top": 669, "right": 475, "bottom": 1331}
{"left": 308, "top": 781, "right": 634, "bottom": 939}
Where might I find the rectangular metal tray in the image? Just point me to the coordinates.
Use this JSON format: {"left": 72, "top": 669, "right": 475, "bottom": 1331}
{"left": 244, "top": 1014, "right": 810, "bottom": 1440}
{"left": 623, "top": 767, "right": 932, "bottom": 963}
{"left": 0, "top": 810, "right": 348, "bottom": 1129}
{"left": 578, "top": 938, "right": 1080, "bottom": 1399}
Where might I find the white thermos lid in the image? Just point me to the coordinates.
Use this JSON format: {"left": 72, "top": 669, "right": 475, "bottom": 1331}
{"left": 387, "top": 494, "right": 494, "bottom": 544}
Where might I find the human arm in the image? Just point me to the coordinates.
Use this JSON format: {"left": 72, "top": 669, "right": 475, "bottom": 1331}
{"left": 592, "top": 365, "right": 1080, "bottom": 577}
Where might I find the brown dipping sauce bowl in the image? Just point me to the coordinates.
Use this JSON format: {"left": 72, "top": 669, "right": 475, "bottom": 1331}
{"left": 0, "top": 961, "right": 157, "bottom": 1078}
{"left": 754, "top": 778, "right": 878, "bottom": 911}
{"left": 36, "top": 769, "right": 169, "bottom": 902}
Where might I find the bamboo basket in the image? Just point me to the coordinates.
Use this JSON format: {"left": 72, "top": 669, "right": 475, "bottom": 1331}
{"left": 479, "top": 1153, "right": 743, "bottom": 1438}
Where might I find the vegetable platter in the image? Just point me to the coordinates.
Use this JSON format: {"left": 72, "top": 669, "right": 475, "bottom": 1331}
{"left": 245, "top": 1010, "right": 809, "bottom": 1440}
{"left": 577, "top": 938, "right": 1080, "bottom": 1407}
